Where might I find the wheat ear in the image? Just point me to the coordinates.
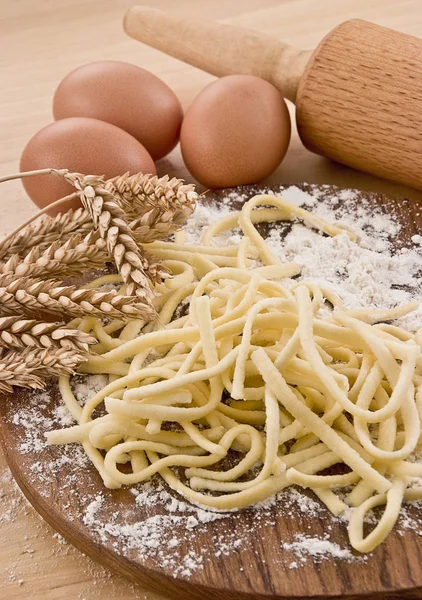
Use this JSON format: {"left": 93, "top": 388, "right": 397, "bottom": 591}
{"left": 0, "top": 231, "right": 108, "bottom": 279}
{"left": 62, "top": 172, "right": 155, "bottom": 302}
{"left": 0, "top": 169, "right": 197, "bottom": 258}
{"left": 0, "top": 274, "right": 155, "bottom": 321}
{"left": 0, "top": 346, "right": 86, "bottom": 393}
{"left": 106, "top": 173, "right": 197, "bottom": 243}
{"left": 0, "top": 208, "right": 92, "bottom": 261}
{"left": 0, "top": 316, "right": 96, "bottom": 352}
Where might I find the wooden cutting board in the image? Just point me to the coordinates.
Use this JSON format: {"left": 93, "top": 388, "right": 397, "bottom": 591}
{"left": 0, "top": 184, "right": 422, "bottom": 600}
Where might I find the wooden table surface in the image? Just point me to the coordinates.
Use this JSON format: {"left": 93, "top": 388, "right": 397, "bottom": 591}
{"left": 1, "top": 1, "right": 422, "bottom": 598}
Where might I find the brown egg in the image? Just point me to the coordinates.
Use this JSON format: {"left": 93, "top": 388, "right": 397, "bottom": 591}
{"left": 180, "top": 75, "right": 291, "bottom": 188}
{"left": 53, "top": 61, "right": 183, "bottom": 160}
{"left": 20, "top": 117, "right": 156, "bottom": 215}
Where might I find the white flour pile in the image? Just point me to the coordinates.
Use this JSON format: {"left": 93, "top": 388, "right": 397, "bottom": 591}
{"left": 4, "top": 184, "right": 422, "bottom": 581}
{"left": 186, "top": 184, "right": 422, "bottom": 333}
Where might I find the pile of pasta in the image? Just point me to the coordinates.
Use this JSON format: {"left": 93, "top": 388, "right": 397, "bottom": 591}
{"left": 46, "top": 194, "right": 422, "bottom": 553}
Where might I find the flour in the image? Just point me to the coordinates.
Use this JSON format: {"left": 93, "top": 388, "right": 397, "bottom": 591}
{"left": 270, "top": 227, "right": 420, "bottom": 314}
{"left": 72, "top": 375, "right": 109, "bottom": 406}
{"left": 185, "top": 184, "right": 422, "bottom": 331}
{"left": 282, "top": 533, "right": 364, "bottom": 564}
{"left": 184, "top": 200, "right": 232, "bottom": 244}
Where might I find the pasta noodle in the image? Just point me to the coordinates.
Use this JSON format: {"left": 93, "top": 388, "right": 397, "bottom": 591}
{"left": 46, "top": 194, "right": 422, "bottom": 552}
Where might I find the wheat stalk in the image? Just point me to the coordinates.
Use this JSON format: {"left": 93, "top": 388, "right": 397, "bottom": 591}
{"left": 0, "top": 230, "right": 109, "bottom": 280}
{"left": 130, "top": 207, "right": 193, "bottom": 244}
{"left": 0, "top": 168, "right": 199, "bottom": 392}
{"left": 108, "top": 172, "right": 197, "bottom": 212}
{"left": 2, "top": 234, "right": 169, "bottom": 288}
{"left": 0, "top": 316, "right": 96, "bottom": 352}
{"left": 0, "top": 346, "right": 86, "bottom": 393}
{"left": 106, "top": 173, "right": 197, "bottom": 243}
{"left": 62, "top": 172, "right": 155, "bottom": 302}
{"left": 0, "top": 171, "right": 197, "bottom": 261}
{"left": 0, "top": 207, "right": 92, "bottom": 260}
{"left": 0, "top": 274, "right": 155, "bottom": 321}
{"left": 0, "top": 168, "right": 197, "bottom": 304}
{"left": 142, "top": 250, "right": 171, "bottom": 284}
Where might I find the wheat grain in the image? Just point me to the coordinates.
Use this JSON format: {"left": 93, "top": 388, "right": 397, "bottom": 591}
{"left": 0, "top": 230, "right": 108, "bottom": 280}
{"left": 0, "top": 353, "right": 44, "bottom": 393}
{"left": 0, "top": 170, "right": 197, "bottom": 259}
{"left": 0, "top": 274, "right": 155, "bottom": 321}
{"left": 62, "top": 172, "right": 155, "bottom": 302}
{"left": 0, "top": 316, "right": 96, "bottom": 352}
{"left": 108, "top": 172, "right": 197, "bottom": 213}
{"left": 106, "top": 173, "right": 197, "bottom": 243}
{"left": 0, "top": 346, "right": 86, "bottom": 393}
{"left": 0, "top": 208, "right": 92, "bottom": 260}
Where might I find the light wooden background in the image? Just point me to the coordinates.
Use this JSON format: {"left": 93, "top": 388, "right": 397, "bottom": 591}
{"left": 1, "top": 1, "right": 422, "bottom": 598}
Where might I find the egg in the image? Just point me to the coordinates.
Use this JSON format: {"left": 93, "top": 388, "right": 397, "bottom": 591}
{"left": 20, "top": 117, "right": 155, "bottom": 214}
{"left": 180, "top": 75, "right": 291, "bottom": 188}
{"left": 53, "top": 61, "right": 183, "bottom": 160}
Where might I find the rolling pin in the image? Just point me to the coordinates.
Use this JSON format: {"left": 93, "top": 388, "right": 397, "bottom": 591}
{"left": 124, "top": 6, "right": 422, "bottom": 191}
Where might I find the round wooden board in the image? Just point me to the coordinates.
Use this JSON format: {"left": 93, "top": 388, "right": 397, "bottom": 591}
{"left": 1, "top": 184, "right": 422, "bottom": 600}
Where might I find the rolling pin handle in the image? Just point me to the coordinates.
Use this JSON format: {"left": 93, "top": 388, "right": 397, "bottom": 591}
{"left": 124, "top": 5, "right": 312, "bottom": 102}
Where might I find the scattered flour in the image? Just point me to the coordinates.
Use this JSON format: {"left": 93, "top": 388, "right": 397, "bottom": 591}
{"left": 185, "top": 200, "right": 232, "bottom": 244}
{"left": 72, "top": 375, "right": 109, "bottom": 405}
{"left": 282, "top": 533, "right": 363, "bottom": 564}
{"left": 0, "top": 461, "right": 142, "bottom": 597}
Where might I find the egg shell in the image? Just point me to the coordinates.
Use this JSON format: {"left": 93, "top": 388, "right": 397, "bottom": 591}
{"left": 20, "top": 117, "right": 156, "bottom": 215}
{"left": 53, "top": 61, "right": 183, "bottom": 160}
{"left": 180, "top": 75, "right": 291, "bottom": 188}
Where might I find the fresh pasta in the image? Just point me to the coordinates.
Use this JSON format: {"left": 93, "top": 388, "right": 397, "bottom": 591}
{"left": 46, "top": 194, "right": 422, "bottom": 553}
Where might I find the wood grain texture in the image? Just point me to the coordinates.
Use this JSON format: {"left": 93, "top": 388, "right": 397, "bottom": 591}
{"left": 1, "top": 1, "right": 422, "bottom": 599}
{"left": 0, "top": 184, "right": 422, "bottom": 600}
{"left": 123, "top": 5, "right": 313, "bottom": 103}
{"left": 296, "top": 19, "right": 422, "bottom": 191}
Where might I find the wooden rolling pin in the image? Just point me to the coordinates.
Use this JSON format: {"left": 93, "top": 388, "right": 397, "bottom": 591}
{"left": 124, "top": 6, "right": 422, "bottom": 191}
